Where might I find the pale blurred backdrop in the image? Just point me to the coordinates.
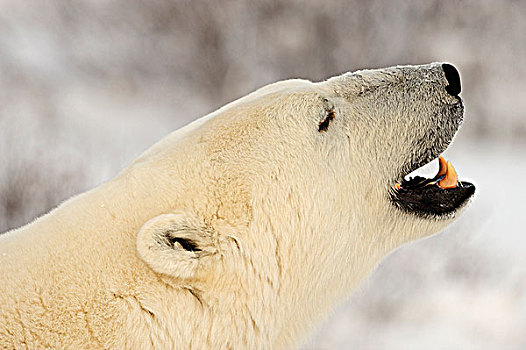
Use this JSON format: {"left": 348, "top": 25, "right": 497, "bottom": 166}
{"left": 1, "top": 1, "right": 525, "bottom": 348}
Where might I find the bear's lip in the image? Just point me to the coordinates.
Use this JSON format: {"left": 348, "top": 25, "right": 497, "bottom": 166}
{"left": 390, "top": 156, "right": 475, "bottom": 218}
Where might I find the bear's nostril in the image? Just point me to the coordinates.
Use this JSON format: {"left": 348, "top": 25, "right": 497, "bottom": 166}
{"left": 442, "top": 63, "right": 461, "bottom": 96}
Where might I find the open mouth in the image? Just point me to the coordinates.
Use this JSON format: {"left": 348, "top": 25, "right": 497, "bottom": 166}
{"left": 391, "top": 156, "right": 475, "bottom": 217}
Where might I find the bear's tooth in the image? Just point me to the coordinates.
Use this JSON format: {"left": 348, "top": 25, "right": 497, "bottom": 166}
{"left": 436, "top": 156, "right": 447, "bottom": 178}
{"left": 438, "top": 161, "right": 458, "bottom": 189}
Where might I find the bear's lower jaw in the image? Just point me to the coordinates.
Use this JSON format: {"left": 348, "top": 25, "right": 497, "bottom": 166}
{"left": 390, "top": 180, "right": 475, "bottom": 218}
{"left": 389, "top": 153, "right": 476, "bottom": 218}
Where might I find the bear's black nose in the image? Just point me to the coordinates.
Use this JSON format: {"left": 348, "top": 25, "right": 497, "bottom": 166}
{"left": 442, "top": 63, "right": 461, "bottom": 96}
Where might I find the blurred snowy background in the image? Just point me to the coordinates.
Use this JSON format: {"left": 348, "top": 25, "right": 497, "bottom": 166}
{"left": 0, "top": 0, "right": 525, "bottom": 348}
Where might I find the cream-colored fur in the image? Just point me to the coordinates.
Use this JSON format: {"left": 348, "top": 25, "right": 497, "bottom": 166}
{"left": 0, "top": 63, "right": 469, "bottom": 349}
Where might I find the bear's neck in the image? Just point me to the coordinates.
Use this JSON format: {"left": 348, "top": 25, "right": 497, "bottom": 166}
{"left": 0, "top": 162, "right": 389, "bottom": 349}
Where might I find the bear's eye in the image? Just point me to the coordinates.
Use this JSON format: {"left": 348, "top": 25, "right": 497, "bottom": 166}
{"left": 318, "top": 110, "right": 335, "bottom": 132}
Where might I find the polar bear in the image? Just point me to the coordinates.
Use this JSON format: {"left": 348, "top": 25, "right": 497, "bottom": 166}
{"left": 0, "top": 63, "right": 474, "bottom": 349}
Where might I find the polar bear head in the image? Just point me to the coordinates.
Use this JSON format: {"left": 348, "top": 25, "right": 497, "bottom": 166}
{"left": 134, "top": 63, "right": 474, "bottom": 347}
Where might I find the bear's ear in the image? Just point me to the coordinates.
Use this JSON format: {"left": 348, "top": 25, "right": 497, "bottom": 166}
{"left": 137, "top": 211, "right": 219, "bottom": 279}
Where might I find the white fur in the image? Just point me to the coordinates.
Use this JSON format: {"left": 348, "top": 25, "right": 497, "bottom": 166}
{"left": 0, "top": 63, "right": 468, "bottom": 349}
